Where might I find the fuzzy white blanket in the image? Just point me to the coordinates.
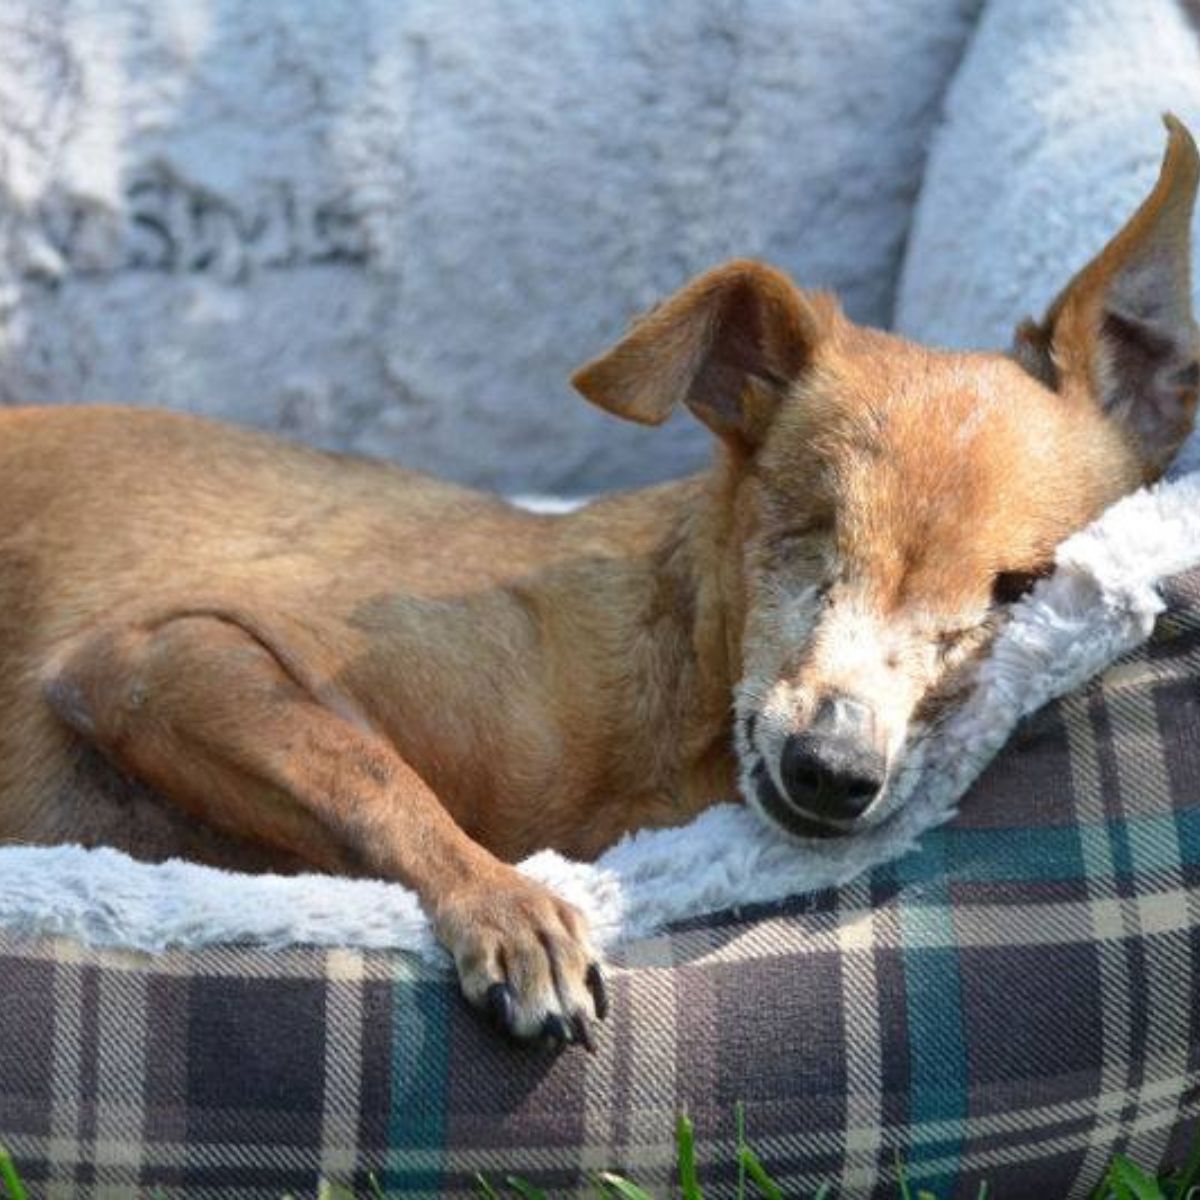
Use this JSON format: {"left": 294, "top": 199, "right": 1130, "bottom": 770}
{"left": 2, "top": 468, "right": 1199, "bottom": 962}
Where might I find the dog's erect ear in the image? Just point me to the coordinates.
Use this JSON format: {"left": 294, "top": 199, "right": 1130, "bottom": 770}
{"left": 1015, "top": 115, "right": 1200, "bottom": 479}
{"left": 571, "top": 260, "right": 826, "bottom": 446}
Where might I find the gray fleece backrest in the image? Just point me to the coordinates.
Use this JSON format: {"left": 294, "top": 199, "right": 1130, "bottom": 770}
{"left": 894, "top": 0, "right": 1200, "bottom": 476}
{"left": 0, "top": 0, "right": 980, "bottom": 492}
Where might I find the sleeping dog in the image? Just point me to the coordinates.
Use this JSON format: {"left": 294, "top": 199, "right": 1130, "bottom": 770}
{"left": 0, "top": 118, "right": 1196, "bottom": 1050}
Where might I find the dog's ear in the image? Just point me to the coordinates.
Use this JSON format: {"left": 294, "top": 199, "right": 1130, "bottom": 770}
{"left": 1014, "top": 115, "right": 1200, "bottom": 479}
{"left": 571, "top": 260, "right": 826, "bottom": 446}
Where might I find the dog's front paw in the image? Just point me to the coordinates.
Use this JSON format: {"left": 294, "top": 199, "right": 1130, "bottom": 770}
{"left": 433, "top": 874, "right": 608, "bottom": 1051}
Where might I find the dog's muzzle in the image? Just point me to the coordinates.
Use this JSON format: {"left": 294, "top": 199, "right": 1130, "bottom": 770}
{"left": 752, "top": 694, "right": 888, "bottom": 839}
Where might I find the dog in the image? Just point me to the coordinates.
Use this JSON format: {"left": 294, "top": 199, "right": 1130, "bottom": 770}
{"left": 1, "top": 117, "right": 1197, "bottom": 1051}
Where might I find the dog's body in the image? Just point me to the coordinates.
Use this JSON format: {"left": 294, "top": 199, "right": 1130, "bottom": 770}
{"left": 0, "top": 406, "right": 732, "bottom": 869}
{"left": 2, "top": 119, "right": 1198, "bottom": 1048}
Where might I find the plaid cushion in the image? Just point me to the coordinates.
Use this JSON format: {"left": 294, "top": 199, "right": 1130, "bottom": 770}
{"left": 2, "top": 570, "right": 1200, "bottom": 1199}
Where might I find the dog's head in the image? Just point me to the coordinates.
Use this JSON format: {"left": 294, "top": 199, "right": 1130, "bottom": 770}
{"left": 573, "top": 117, "right": 1200, "bottom": 839}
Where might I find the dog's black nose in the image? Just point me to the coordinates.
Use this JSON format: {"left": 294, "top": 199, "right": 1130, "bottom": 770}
{"left": 779, "top": 697, "right": 886, "bottom": 822}
{"left": 779, "top": 735, "right": 884, "bottom": 820}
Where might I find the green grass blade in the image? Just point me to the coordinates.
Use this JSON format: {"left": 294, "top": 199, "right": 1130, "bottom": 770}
{"left": 504, "top": 1176, "right": 550, "bottom": 1200}
{"left": 811, "top": 1184, "right": 834, "bottom": 1200}
{"left": 735, "top": 1102, "right": 747, "bottom": 1200}
{"left": 976, "top": 1182, "right": 991, "bottom": 1200}
{"left": 894, "top": 1151, "right": 914, "bottom": 1200}
{"left": 366, "top": 1172, "right": 387, "bottom": 1200}
{"left": 735, "top": 1105, "right": 785, "bottom": 1200}
{"left": 737, "top": 1147, "right": 783, "bottom": 1200}
{"left": 474, "top": 1173, "right": 503, "bottom": 1200}
{"left": 0, "top": 1149, "right": 27, "bottom": 1200}
{"left": 1170, "top": 1130, "right": 1200, "bottom": 1200}
{"left": 1106, "top": 1155, "right": 1166, "bottom": 1200}
{"left": 676, "top": 1112, "right": 704, "bottom": 1200}
{"left": 595, "top": 1171, "right": 658, "bottom": 1200}
{"left": 1092, "top": 1159, "right": 1115, "bottom": 1200}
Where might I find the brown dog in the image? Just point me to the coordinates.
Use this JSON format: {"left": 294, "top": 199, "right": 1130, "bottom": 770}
{"left": 1, "top": 118, "right": 1197, "bottom": 1049}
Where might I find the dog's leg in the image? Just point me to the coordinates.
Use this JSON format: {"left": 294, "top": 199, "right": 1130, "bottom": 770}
{"left": 43, "top": 614, "right": 607, "bottom": 1048}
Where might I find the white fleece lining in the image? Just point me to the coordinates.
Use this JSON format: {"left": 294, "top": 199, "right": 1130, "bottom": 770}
{"left": 2, "top": 467, "right": 1199, "bottom": 964}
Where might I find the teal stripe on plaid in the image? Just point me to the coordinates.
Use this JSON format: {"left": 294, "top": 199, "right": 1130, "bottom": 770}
{"left": 1175, "top": 808, "right": 1200, "bottom": 859}
{"left": 1107, "top": 805, "right": 1139, "bottom": 888}
{"left": 897, "top": 834, "right": 968, "bottom": 1196}
{"left": 890, "top": 825, "right": 1085, "bottom": 884}
{"left": 891, "top": 815, "right": 1200, "bottom": 887}
{"left": 385, "top": 964, "right": 452, "bottom": 1195}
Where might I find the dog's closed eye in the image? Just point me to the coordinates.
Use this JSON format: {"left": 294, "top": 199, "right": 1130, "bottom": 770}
{"left": 991, "top": 567, "right": 1050, "bottom": 606}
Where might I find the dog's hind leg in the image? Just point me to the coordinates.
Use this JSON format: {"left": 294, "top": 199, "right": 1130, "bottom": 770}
{"left": 42, "top": 612, "right": 607, "bottom": 1049}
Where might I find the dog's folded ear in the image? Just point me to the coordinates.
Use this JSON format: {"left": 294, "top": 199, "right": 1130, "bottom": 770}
{"left": 1015, "top": 114, "right": 1200, "bottom": 480}
{"left": 571, "top": 260, "right": 828, "bottom": 446}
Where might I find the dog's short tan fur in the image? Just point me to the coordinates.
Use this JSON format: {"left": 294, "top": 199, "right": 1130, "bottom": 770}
{"left": 1, "top": 119, "right": 1197, "bottom": 1047}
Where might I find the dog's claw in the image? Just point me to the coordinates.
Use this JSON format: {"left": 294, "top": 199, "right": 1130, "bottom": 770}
{"left": 542, "top": 1013, "right": 571, "bottom": 1046}
{"left": 486, "top": 982, "right": 516, "bottom": 1034}
{"left": 587, "top": 962, "right": 609, "bottom": 1021}
{"left": 438, "top": 880, "right": 607, "bottom": 1050}
{"left": 571, "top": 1011, "right": 597, "bottom": 1053}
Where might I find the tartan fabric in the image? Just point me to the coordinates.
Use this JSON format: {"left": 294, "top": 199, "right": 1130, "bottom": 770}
{"left": 2, "top": 570, "right": 1200, "bottom": 1199}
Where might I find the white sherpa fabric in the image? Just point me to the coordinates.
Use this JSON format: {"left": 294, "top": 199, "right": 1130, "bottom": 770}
{"left": 2, "top": 467, "right": 1199, "bottom": 962}
{"left": 895, "top": 0, "right": 1200, "bottom": 487}
{"left": 0, "top": 0, "right": 982, "bottom": 495}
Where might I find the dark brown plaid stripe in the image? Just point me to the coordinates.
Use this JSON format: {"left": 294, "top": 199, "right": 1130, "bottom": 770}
{"left": 2, "top": 568, "right": 1200, "bottom": 1198}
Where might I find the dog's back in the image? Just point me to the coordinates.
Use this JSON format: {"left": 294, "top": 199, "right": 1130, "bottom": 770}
{"left": 0, "top": 406, "right": 528, "bottom": 862}
{"left": 0, "top": 404, "right": 714, "bottom": 869}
